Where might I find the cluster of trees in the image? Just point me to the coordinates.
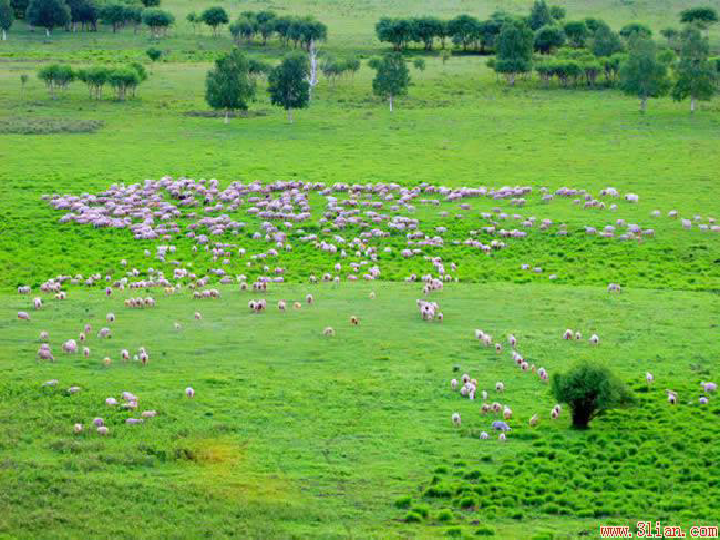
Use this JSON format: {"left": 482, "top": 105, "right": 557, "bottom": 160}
{"left": 2, "top": 0, "right": 174, "bottom": 38}
{"left": 227, "top": 10, "right": 327, "bottom": 50}
{"left": 320, "top": 55, "right": 360, "bottom": 83}
{"left": 375, "top": 7, "right": 565, "bottom": 53}
{"left": 490, "top": 3, "right": 718, "bottom": 111}
{"left": 37, "top": 62, "right": 148, "bottom": 99}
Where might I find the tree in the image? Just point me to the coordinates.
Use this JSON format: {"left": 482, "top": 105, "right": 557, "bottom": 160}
{"left": 142, "top": 8, "right": 173, "bottom": 37}
{"left": 563, "top": 20, "right": 588, "bottom": 47}
{"left": 549, "top": 5, "right": 565, "bottom": 21}
{"left": 107, "top": 67, "right": 140, "bottom": 100}
{"left": 123, "top": 5, "right": 141, "bottom": 33}
{"left": 619, "top": 33, "right": 671, "bottom": 111}
{"left": 620, "top": 23, "right": 652, "bottom": 40}
{"left": 552, "top": 363, "right": 634, "bottom": 429}
{"left": 140, "top": 0, "right": 159, "bottom": 6}
{"left": 100, "top": 3, "right": 125, "bottom": 32}
{"left": 186, "top": 11, "right": 198, "bottom": 33}
{"left": 441, "top": 49, "right": 451, "bottom": 65}
{"left": 267, "top": 52, "right": 310, "bottom": 122}
{"left": 414, "top": 16, "right": 442, "bottom": 50}
{"left": 370, "top": 52, "right": 410, "bottom": 111}
{"left": 679, "top": 7, "right": 718, "bottom": 30}
{"left": 10, "top": 0, "right": 27, "bottom": 19}
{"left": 528, "top": 0, "right": 552, "bottom": 31}
{"left": 146, "top": 46, "right": 162, "bottom": 64}
{"left": 200, "top": 6, "right": 227, "bottom": 36}
{"left": 672, "top": 25, "right": 716, "bottom": 112}
{"left": 205, "top": 50, "right": 255, "bottom": 122}
{"left": 413, "top": 58, "right": 425, "bottom": 71}
{"left": 248, "top": 58, "right": 270, "bottom": 79}
{"left": 229, "top": 16, "right": 255, "bottom": 44}
{"left": 592, "top": 24, "right": 623, "bottom": 57}
{"left": 20, "top": 73, "right": 28, "bottom": 91}
{"left": 534, "top": 25, "right": 565, "bottom": 54}
{"left": 448, "top": 14, "right": 480, "bottom": 51}
{"left": 495, "top": 19, "right": 534, "bottom": 85}
{"left": 25, "top": 0, "right": 69, "bottom": 36}
{"left": 37, "top": 64, "right": 74, "bottom": 97}
{"left": 660, "top": 27, "right": 679, "bottom": 49}
{"left": 583, "top": 17, "right": 606, "bottom": 34}
{"left": 0, "top": 0, "right": 12, "bottom": 40}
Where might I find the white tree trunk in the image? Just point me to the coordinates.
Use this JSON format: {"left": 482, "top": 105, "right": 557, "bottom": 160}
{"left": 690, "top": 97, "right": 696, "bottom": 113}
{"left": 640, "top": 97, "right": 647, "bottom": 112}
{"left": 389, "top": 94, "right": 393, "bottom": 112}
{"left": 46, "top": 28, "right": 50, "bottom": 37}
{"left": 2, "top": 30, "right": 6, "bottom": 40}
{"left": 287, "top": 108, "right": 293, "bottom": 123}
{"left": 224, "top": 109, "right": 229, "bottom": 123}
{"left": 307, "top": 39, "right": 318, "bottom": 101}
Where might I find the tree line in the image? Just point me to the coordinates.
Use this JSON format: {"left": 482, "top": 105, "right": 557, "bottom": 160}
{"left": 36, "top": 62, "right": 148, "bottom": 99}
{"left": 226, "top": 10, "right": 327, "bottom": 50}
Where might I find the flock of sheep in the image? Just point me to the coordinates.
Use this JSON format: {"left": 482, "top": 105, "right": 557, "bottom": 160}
{"left": 12, "top": 178, "right": 718, "bottom": 441}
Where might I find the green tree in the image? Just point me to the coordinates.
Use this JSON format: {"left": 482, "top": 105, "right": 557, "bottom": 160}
{"left": 441, "top": 49, "right": 451, "bottom": 65}
{"left": 534, "top": 25, "right": 565, "bottom": 54}
{"left": 99, "top": 3, "right": 124, "bottom": 32}
{"left": 123, "top": 4, "right": 141, "bottom": 33}
{"left": 140, "top": 0, "right": 159, "bottom": 6}
{"left": 267, "top": 52, "right": 310, "bottom": 122}
{"left": 672, "top": 25, "right": 716, "bottom": 112}
{"left": 620, "top": 23, "right": 652, "bottom": 40}
{"left": 200, "top": 6, "right": 227, "bottom": 36}
{"left": 0, "top": 0, "right": 13, "bottom": 40}
{"left": 592, "top": 24, "right": 623, "bottom": 57}
{"left": 563, "top": 20, "right": 588, "bottom": 47}
{"left": 20, "top": 73, "right": 28, "bottom": 92}
{"left": 10, "top": 0, "right": 27, "bottom": 19}
{"left": 37, "top": 64, "right": 74, "bottom": 97}
{"left": 528, "top": 0, "right": 552, "bottom": 31}
{"left": 495, "top": 19, "right": 534, "bottom": 85}
{"left": 413, "top": 58, "right": 425, "bottom": 71}
{"left": 229, "top": 16, "right": 255, "bottom": 44}
{"left": 146, "top": 47, "right": 162, "bottom": 65}
{"left": 549, "top": 5, "right": 565, "bottom": 21}
{"left": 186, "top": 10, "right": 196, "bottom": 32}
{"left": 248, "top": 58, "right": 270, "bottom": 80}
{"left": 25, "top": 0, "right": 69, "bottom": 36}
{"left": 660, "top": 27, "right": 679, "bottom": 49}
{"left": 413, "top": 16, "right": 442, "bottom": 50}
{"left": 448, "top": 14, "right": 480, "bottom": 51}
{"left": 205, "top": 50, "right": 255, "bottom": 122}
{"left": 142, "top": 8, "right": 173, "bottom": 37}
{"left": 583, "top": 17, "right": 606, "bottom": 34}
{"left": 370, "top": 52, "right": 410, "bottom": 111}
{"left": 679, "top": 7, "right": 718, "bottom": 30}
{"left": 619, "top": 33, "right": 671, "bottom": 111}
{"left": 552, "top": 363, "right": 634, "bottom": 429}
{"left": 85, "top": 66, "right": 108, "bottom": 98}
{"left": 107, "top": 67, "right": 139, "bottom": 100}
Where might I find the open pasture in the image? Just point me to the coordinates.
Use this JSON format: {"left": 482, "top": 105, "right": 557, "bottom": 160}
{"left": 2, "top": 282, "right": 719, "bottom": 539}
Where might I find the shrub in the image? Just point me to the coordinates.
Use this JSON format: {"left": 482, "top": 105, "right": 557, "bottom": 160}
{"left": 475, "top": 527, "right": 496, "bottom": 536}
{"left": 411, "top": 505, "right": 429, "bottom": 519}
{"left": 394, "top": 496, "right": 412, "bottom": 509}
{"left": 404, "top": 511, "right": 423, "bottom": 523}
{"left": 437, "top": 509, "right": 453, "bottom": 522}
{"left": 459, "top": 496, "right": 478, "bottom": 509}
{"left": 446, "top": 528, "right": 462, "bottom": 537}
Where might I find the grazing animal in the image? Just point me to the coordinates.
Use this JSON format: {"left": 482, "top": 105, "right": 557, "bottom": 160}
{"left": 589, "top": 334, "right": 599, "bottom": 345}
{"left": 491, "top": 421, "right": 511, "bottom": 432}
{"left": 278, "top": 301, "right": 286, "bottom": 312}
{"left": 529, "top": 414, "right": 539, "bottom": 427}
{"left": 481, "top": 390, "right": 488, "bottom": 400}
{"left": 551, "top": 409, "right": 559, "bottom": 419}
{"left": 39, "top": 331, "right": 49, "bottom": 341}
{"left": 174, "top": 322, "right": 182, "bottom": 330}
{"left": 97, "top": 427, "right": 109, "bottom": 435}
{"left": 503, "top": 407, "right": 512, "bottom": 419}
{"left": 323, "top": 327, "right": 335, "bottom": 337}
{"left": 141, "top": 410, "right": 157, "bottom": 418}
{"left": 451, "top": 413, "right": 461, "bottom": 426}
{"left": 73, "top": 423, "right": 83, "bottom": 434}
{"left": 350, "top": 316, "right": 359, "bottom": 325}
{"left": 106, "top": 313, "right": 115, "bottom": 323}
{"left": 563, "top": 329, "right": 573, "bottom": 340}
{"left": 106, "top": 398, "right": 117, "bottom": 405}
{"left": 667, "top": 391, "right": 677, "bottom": 405}
{"left": 508, "top": 334, "right": 517, "bottom": 347}
{"left": 306, "top": 294, "right": 314, "bottom": 304}
{"left": 369, "top": 292, "right": 376, "bottom": 299}
{"left": 646, "top": 372, "right": 654, "bottom": 384}
{"left": 294, "top": 302, "right": 302, "bottom": 309}
{"left": 499, "top": 433, "right": 506, "bottom": 442}
{"left": 195, "top": 311, "right": 202, "bottom": 320}
{"left": 103, "top": 357, "right": 112, "bottom": 366}
{"left": 33, "top": 298, "right": 43, "bottom": 309}
{"left": 83, "top": 347, "right": 90, "bottom": 358}
{"left": 699, "top": 397, "right": 709, "bottom": 404}
{"left": 121, "top": 349, "right": 129, "bottom": 361}
{"left": 450, "top": 379, "right": 458, "bottom": 390}
{"left": 17, "top": 312, "right": 30, "bottom": 321}
{"left": 480, "top": 431, "right": 489, "bottom": 440}
{"left": 495, "top": 382, "right": 504, "bottom": 393}
{"left": 701, "top": 382, "right": 717, "bottom": 393}
{"left": 37, "top": 347, "right": 54, "bottom": 362}
{"left": 185, "top": 387, "right": 195, "bottom": 398}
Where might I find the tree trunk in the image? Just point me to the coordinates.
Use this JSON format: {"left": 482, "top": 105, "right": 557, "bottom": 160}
{"left": 287, "top": 108, "right": 293, "bottom": 123}
{"left": 46, "top": 28, "right": 50, "bottom": 37}
{"left": 690, "top": 96, "right": 696, "bottom": 113}
{"left": 389, "top": 94, "right": 393, "bottom": 112}
{"left": 640, "top": 97, "right": 647, "bottom": 113}
{"left": 571, "top": 407, "right": 591, "bottom": 429}
{"left": 2, "top": 30, "right": 6, "bottom": 40}
{"left": 224, "top": 109, "right": 229, "bottom": 123}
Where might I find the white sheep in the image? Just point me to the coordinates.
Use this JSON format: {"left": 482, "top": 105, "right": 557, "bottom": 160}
{"left": 563, "top": 328, "right": 573, "bottom": 340}
{"left": 73, "top": 423, "right": 83, "bottom": 434}
{"left": 589, "top": 334, "right": 599, "bottom": 345}
{"left": 451, "top": 412, "right": 461, "bottom": 426}
{"left": 106, "top": 313, "right": 115, "bottom": 323}
{"left": 495, "top": 382, "right": 504, "bottom": 393}
{"left": 503, "top": 407, "right": 512, "bottom": 419}
{"left": 185, "top": 387, "right": 195, "bottom": 398}
{"left": 529, "top": 414, "right": 539, "bottom": 427}
{"left": 450, "top": 379, "right": 458, "bottom": 390}
{"left": 480, "top": 431, "right": 489, "bottom": 440}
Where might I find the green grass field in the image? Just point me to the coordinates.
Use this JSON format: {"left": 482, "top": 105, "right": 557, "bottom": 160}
{"left": 1, "top": 0, "right": 720, "bottom": 538}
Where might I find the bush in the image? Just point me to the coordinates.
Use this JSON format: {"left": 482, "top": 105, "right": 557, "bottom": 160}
{"left": 531, "top": 532, "right": 554, "bottom": 540}
{"left": 475, "top": 527, "right": 496, "bottom": 536}
{"left": 446, "top": 528, "right": 462, "bottom": 537}
{"left": 404, "top": 511, "right": 423, "bottom": 523}
{"left": 411, "top": 505, "right": 429, "bottom": 519}
{"left": 437, "top": 509, "right": 453, "bottom": 522}
{"left": 394, "top": 496, "right": 412, "bottom": 509}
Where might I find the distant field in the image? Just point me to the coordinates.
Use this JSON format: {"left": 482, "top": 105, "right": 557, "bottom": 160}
{"left": 1, "top": 283, "right": 718, "bottom": 539}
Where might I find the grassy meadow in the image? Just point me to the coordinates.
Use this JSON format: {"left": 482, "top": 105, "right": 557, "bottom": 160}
{"left": 1, "top": 0, "right": 720, "bottom": 538}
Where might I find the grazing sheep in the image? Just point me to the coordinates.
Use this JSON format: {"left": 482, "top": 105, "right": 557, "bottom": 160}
{"left": 37, "top": 347, "right": 54, "bottom": 362}
{"left": 121, "top": 349, "right": 129, "bottom": 361}
{"left": 103, "top": 357, "right": 112, "bottom": 367}
{"left": 575, "top": 331, "right": 582, "bottom": 340}
{"left": 33, "top": 298, "right": 43, "bottom": 309}
{"left": 495, "top": 382, "right": 504, "bottom": 393}
{"left": 105, "top": 397, "right": 117, "bottom": 406}
{"left": 480, "top": 431, "right": 489, "bottom": 440}
{"left": 701, "top": 382, "right": 717, "bottom": 393}
{"left": 481, "top": 390, "right": 488, "bottom": 400}
{"left": 97, "top": 427, "right": 109, "bottom": 435}
{"left": 508, "top": 334, "right": 517, "bottom": 347}
{"left": 294, "top": 302, "right": 302, "bottom": 309}
{"left": 68, "top": 386, "right": 81, "bottom": 394}
{"left": 194, "top": 311, "right": 202, "bottom": 320}
{"left": 350, "top": 316, "right": 359, "bottom": 325}
{"left": 495, "top": 343, "right": 502, "bottom": 353}
{"left": 491, "top": 421, "right": 511, "bottom": 432}
{"left": 491, "top": 403, "right": 502, "bottom": 413}
{"left": 646, "top": 372, "right": 654, "bottom": 384}
{"left": 563, "top": 328, "right": 573, "bottom": 340}
{"left": 499, "top": 433, "right": 506, "bottom": 442}
{"left": 140, "top": 351, "right": 148, "bottom": 365}
{"left": 450, "top": 379, "right": 458, "bottom": 390}
{"left": 529, "top": 414, "right": 539, "bottom": 427}
{"left": 84, "top": 323, "right": 91, "bottom": 334}
{"left": 126, "top": 418, "right": 144, "bottom": 424}
{"left": 39, "top": 331, "right": 49, "bottom": 341}
{"left": 451, "top": 413, "right": 461, "bottom": 426}
{"left": 42, "top": 379, "right": 58, "bottom": 387}
{"left": 589, "top": 334, "right": 599, "bottom": 345}
{"left": 83, "top": 347, "right": 90, "bottom": 358}
{"left": 699, "top": 397, "right": 709, "bottom": 404}
{"left": 437, "top": 312, "right": 443, "bottom": 322}
{"left": 73, "top": 423, "right": 83, "bottom": 434}
{"left": 79, "top": 332, "right": 86, "bottom": 342}
{"left": 667, "top": 390, "right": 677, "bottom": 405}
{"left": 185, "top": 387, "right": 195, "bottom": 398}
{"left": 278, "top": 301, "right": 286, "bottom": 312}
{"left": 141, "top": 410, "right": 157, "bottom": 418}
{"left": 323, "top": 327, "right": 335, "bottom": 337}
{"left": 106, "top": 313, "right": 115, "bottom": 323}
{"left": 481, "top": 404, "right": 489, "bottom": 414}
{"left": 93, "top": 418, "right": 104, "bottom": 427}
{"left": 17, "top": 312, "right": 30, "bottom": 321}
{"left": 520, "top": 362, "right": 529, "bottom": 371}
{"left": 306, "top": 294, "right": 314, "bottom": 305}
{"left": 369, "top": 292, "right": 376, "bottom": 299}
{"left": 174, "top": 322, "right": 182, "bottom": 330}
{"left": 607, "top": 283, "right": 622, "bottom": 293}
{"left": 63, "top": 340, "right": 77, "bottom": 354}
{"left": 503, "top": 407, "right": 512, "bottom": 420}
{"left": 551, "top": 408, "right": 559, "bottom": 419}
{"left": 97, "top": 328, "right": 111, "bottom": 339}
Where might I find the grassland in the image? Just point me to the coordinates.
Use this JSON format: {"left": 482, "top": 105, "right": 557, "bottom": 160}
{"left": 1, "top": 0, "right": 720, "bottom": 538}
